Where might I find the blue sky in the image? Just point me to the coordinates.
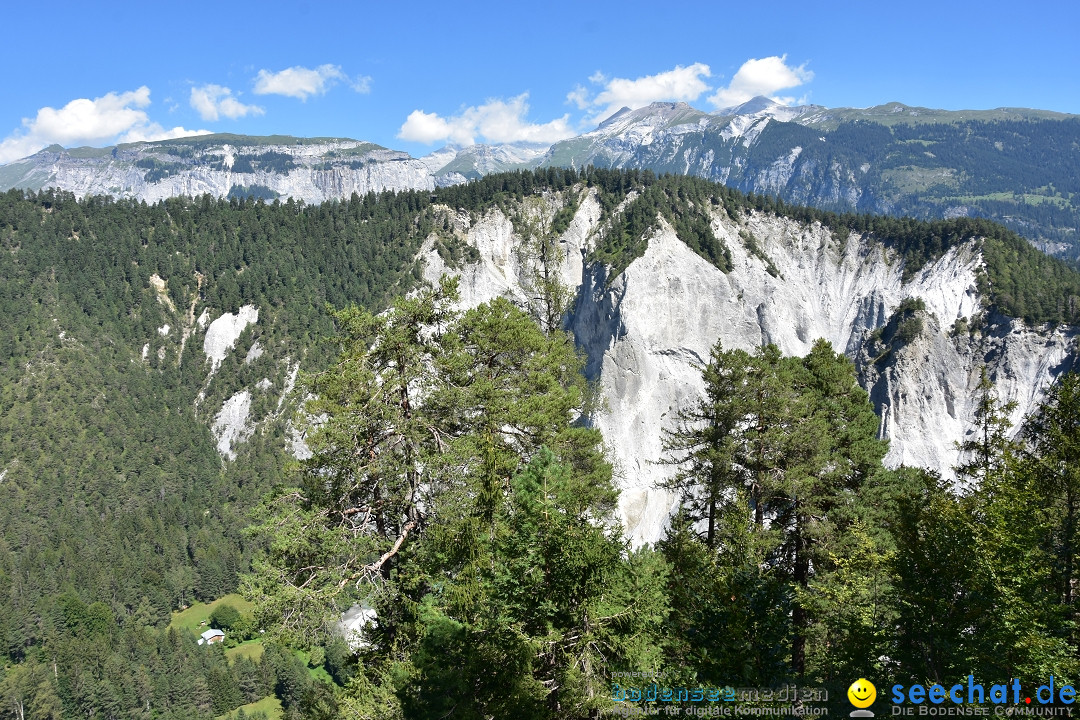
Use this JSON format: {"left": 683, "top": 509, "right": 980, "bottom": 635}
{"left": 1, "top": 0, "right": 1077, "bottom": 163}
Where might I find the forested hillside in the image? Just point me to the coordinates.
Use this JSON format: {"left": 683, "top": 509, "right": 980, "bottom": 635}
{"left": 743, "top": 117, "right": 1080, "bottom": 238}
{"left": 0, "top": 186, "right": 435, "bottom": 719}
{"left": 542, "top": 110, "right": 1080, "bottom": 260}
{"left": 247, "top": 295, "right": 1080, "bottom": 718}
{"left": 1, "top": 169, "right": 1080, "bottom": 718}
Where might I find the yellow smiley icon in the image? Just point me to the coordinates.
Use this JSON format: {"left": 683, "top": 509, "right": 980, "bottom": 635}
{"left": 848, "top": 678, "right": 876, "bottom": 709}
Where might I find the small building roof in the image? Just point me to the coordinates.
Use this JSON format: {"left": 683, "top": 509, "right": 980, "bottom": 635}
{"left": 201, "top": 628, "right": 224, "bottom": 641}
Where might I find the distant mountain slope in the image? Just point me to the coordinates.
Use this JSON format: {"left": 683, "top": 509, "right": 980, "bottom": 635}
{"left": 2, "top": 100, "right": 1079, "bottom": 258}
{"left": 540, "top": 100, "right": 1080, "bottom": 258}
{"left": 0, "top": 134, "right": 443, "bottom": 203}
{"left": 0, "top": 133, "right": 549, "bottom": 204}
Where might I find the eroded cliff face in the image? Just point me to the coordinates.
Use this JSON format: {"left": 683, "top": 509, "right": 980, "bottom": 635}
{"left": 46, "top": 145, "right": 440, "bottom": 204}
{"left": 0, "top": 138, "right": 545, "bottom": 203}
{"left": 857, "top": 312, "right": 1077, "bottom": 478}
{"left": 420, "top": 191, "right": 1078, "bottom": 544}
{"left": 122, "top": 188, "right": 1076, "bottom": 543}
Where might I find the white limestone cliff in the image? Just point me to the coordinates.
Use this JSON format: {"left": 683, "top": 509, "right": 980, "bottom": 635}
{"left": 858, "top": 312, "right": 1076, "bottom": 477}
{"left": 212, "top": 390, "right": 253, "bottom": 461}
{"left": 421, "top": 193, "right": 1077, "bottom": 545}
{"left": 203, "top": 306, "right": 259, "bottom": 371}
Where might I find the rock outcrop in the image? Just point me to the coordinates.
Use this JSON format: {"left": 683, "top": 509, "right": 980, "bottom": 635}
{"left": 422, "top": 191, "right": 1078, "bottom": 544}
{"left": 0, "top": 136, "right": 547, "bottom": 204}
{"left": 203, "top": 306, "right": 259, "bottom": 371}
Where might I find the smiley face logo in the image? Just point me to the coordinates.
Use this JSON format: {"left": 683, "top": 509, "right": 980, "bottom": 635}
{"left": 848, "top": 678, "right": 877, "bottom": 709}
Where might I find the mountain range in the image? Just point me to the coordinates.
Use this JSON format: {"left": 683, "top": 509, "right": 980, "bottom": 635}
{"left": 3, "top": 97, "right": 1078, "bottom": 259}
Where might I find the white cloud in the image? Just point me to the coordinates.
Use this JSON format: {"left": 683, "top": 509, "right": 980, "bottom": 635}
{"left": 0, "top": 87, "right": 211, "bottom": 164}
{"left": 190, "top": 84, "right": 264, "bottom": 121}
{"left": 119, "top": 124, "right": 212, "bottom": 144}
{"left": 0, "top": 135, "right": 51, "bottom": 165}
{"left": 351, "top": 75, "right": 373, "bottom": 94}
{"left": 593, "top": 63, "right": 712, "bottom": 116}
{"left": 253, "top": 64, "right": 368, "bottom": 100}
{"left": 27, "top": 87, "right": 152, "bottom": 144}
{"left": 567, "top": 58, "right": 814, "bottom": 124}
{"left": 566, "top": 85, "right": 590, "bottom": 110}
{"left": 398, "top": 94, "right": 574, "bottom": 146}
{"left": 398, "top": 110, "right": 457, "bottom": 144}
{"left": 570, "top": 63, "right": 714, "bottom": 122}
{"left": 707, "top": 55, "right": 813, "bottom": 109}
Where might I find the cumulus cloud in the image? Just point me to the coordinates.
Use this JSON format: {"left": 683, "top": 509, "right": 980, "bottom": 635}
{"left": 566, "top": 85, "right": 591, "bottom": 111}
{"left": 190, "top": 84, "right": 264, "bottom": 121}
{"left": 0, "top": 87, "right": 210, "bottom": 164}
{"left": 568, "top": 64, "right": 713, "bottom": 123}
{"left": 119, "top": 124, "right": 212, "bottom": 144}
{"left": 567, "top": 59, "right": 813, "bottom": 123}
{"left": 0, "top": 134, "right": 55, "bottom": 165}
{"left": 253, "top": 64, "right": 369, "bottom": 100}
{"left": 26, "top": 87, "right": 151, "bottom": 143}
{"left": 707, "top": 55, "right": 813, "bottom": 109}
{"left": 398, "top": 94, "right": 574, "bottom": 146}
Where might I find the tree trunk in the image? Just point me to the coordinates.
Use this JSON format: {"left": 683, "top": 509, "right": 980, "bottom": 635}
{"left": 707, "top": 485, "right": 716, "bottom": 548}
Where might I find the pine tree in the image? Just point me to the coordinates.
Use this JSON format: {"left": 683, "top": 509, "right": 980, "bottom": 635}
{"left": 946, "top": 367, "right": 1076, "bottom": 679}
{"left": 515, "top": 193, "right": 576, "bottom": 336}
{"left": 246, "top": 283, "right": 648, "bottom": 717}
{"left": 954, "top": 366, "right": 1020, "bottom": 489}
{"left": 891, "top": 469, "right": 982, "bottom": 682}
{"left": 662, "top": 339, "right": 890, "bottom": 680}
{"left": 244, "top": 277, "right": 461, "bottom": 643}
{"left": 1022, "top": 371, "right": 1080, "bottom": 628}
{"left": 661, "top": 341, "right": 751, "bottom": 548}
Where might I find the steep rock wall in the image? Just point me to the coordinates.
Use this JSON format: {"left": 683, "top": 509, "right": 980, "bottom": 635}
{"left": 423, "top": 196, "right": 1077, "bottom": 544}
{"left": 857, "top": 313, "right": 1077, "bottom": 476}
{"left": 52, "top": 158, "right": 438, "bottom": 204}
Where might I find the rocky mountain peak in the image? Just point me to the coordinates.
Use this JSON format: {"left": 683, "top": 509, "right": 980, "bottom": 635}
{"left": 721, "top": 95, "right": 782, "bottom": 115}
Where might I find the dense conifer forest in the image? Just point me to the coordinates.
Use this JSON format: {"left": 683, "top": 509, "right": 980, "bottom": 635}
{"left": 1, "top": 170, "right": 1080, "bottom": 718}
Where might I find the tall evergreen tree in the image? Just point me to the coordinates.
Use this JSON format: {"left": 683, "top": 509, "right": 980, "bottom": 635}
{"left": 662, "top": 339, "right": 889, "bottom": 681}
{"left": 955, "top": 366, "right": 1020, "bottom": 489}
{"left": 245, "top": 281, "right": 659, "bottom": 718}
{"left": 1022, "top": 371, "right": 1080, "bottom": 633}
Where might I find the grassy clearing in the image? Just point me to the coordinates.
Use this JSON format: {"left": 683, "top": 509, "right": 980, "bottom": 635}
{"left": 168, "top": 593, "right": 254, "bottom": 634}
{"left": 879, "top": 166, "right": 959, "bottom": 194}
{"left": 324, "top": 142, "right": 385, "bottom": 157}
{"left": 308, "top": 664, "right": 334, "bottom": 685}
{"left": 294, "top": 649, "right": 335, "bottom": 684}
{"left": 225, "top": 639, "right": 265, "bottom": 663}
{"left": 216, "top": 695, "right": 282, "bottom": 720}
{"left": 936, "top": 192, "right": 1075, "bottom": 208}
